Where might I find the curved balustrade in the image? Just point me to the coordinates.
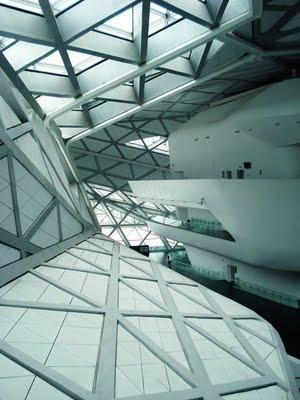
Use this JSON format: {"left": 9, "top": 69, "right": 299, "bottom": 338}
{"left": 150, "top": 216, "right": 235, "bottom": 241}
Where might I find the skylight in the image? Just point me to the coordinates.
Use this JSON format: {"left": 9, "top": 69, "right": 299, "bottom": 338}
{"left": 145, "top": 69, "right": 165, "bottom": 82}
{"left": 27, "top": 50, "right": 101, "bottom": 75}
{"left": 93, "top": 3, "right": 181, "bottom": 41}
{"left": 0, "top": 0, "right": 79, "bottom": 14}
{"left": 126, "top": 136, "right": 169, "bottom": 155}
{"left": 29, "top": 51, "right": 67, "bottom": 75}
{"left": 0, "top": 0, "right": 41, "bottom": 13}
{"left": 87, "top": 183, "right": 175, "bottom": 249}
{"left": 50, "top": 0, "right": 79, "bottom": 13}
{"left": 36, "top": 96, "right": 73, "bottom": 113}
{"left": 95, "top": 8, "right": 133, "bottom": 40}
{"left": 149, "top": 2, "right": 182, "bottom": 36}
{"left": 67, "top": 50, "right": 102, "bottom": 73}
{"left": 0, "top": 35, "right": 14, "bottom": 50}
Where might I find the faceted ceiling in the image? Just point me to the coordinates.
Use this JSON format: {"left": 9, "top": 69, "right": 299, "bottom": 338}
{"left": 0, "top": 0, "right": 299, "bottom": 247}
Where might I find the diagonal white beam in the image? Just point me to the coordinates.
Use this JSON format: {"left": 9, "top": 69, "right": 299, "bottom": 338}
{"left": 57, "top": 0, "right": 140, "bottom": 42}
{"left": 71, "top": 147, "right": 170, "bottom": 171}
{"left": 0, "top": 342, "right": 94, "bottom": 400}
{"left": 153, "top": 0, "right": 213, "bottom": 26}
{"left": 38, "top": 0, "right": 82, "bottom": 97}
{"left": 66, "top": 54, "right": 256, "bottom": 144}
{"left": 45, "top": 2, "right": 259, "bottom": 125}
{"left": 0, "top": 5, "right": 53, "bottom": 45}
{"left": 94, "top": 242, "right": 120, "bottom": 398}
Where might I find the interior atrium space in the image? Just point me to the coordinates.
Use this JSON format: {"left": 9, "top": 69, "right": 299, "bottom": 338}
{"left": 0, "top": 0, "right": 300, "bottom": 399}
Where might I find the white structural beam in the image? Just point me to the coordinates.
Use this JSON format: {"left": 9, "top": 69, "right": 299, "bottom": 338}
{"left": 0, "top": 5, "right": 53, "bottom": 45}
{"left": 71, "top": 147, "right": 170, "bottom": 171}
{"left": 69, "top": 32, "right": 139, "bottom": 64}
{"left": 66, "top": 54, "right": 256, "bottom": 144}
{"left": 45, "top": 1, "right": 260, "bottom": 124}
{"left": 153, "top": 0, "right": 213, "bottom": 26}
{"left": 57, "top": 0, "right": 140, "bottom": 42}
{"left": 19, "top": 71, "right": 74, "bottom": 97}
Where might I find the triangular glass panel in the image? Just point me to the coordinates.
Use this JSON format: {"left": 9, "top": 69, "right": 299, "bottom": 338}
{"left": 115, "top": 324, "right": 190, "bottom": 397}
{"left": 234, "top": 319, "right": 274, "bottom": 342}
{"left": 122, "top": 278, "right": 163, "bottom": 305}
{"left": 0, "top": 353, "right": 73, "bottom": 399}
{"left": 126, "top": 316, "right": 190, "bottom": 370}
{"left": 96, "top": 8, "right": 133, "bottom": 40}
{"left": 89, "top": 236, "right": 114, "bottom": 252}
{"left": 45, "top": 159, "right": 75, "bottom": 210}
{"left": 119, "top": 282, "right": 163, "bottom": 311}
{"left": 69, "top": 247, "right": 111, "bottom": 271}
{"left": 187, "top": 325, "right": 260, "bottom": 384}
{"left": 187, "top": 318, "right": 251, "bottom": 360}
{"left": 159, "top": 265, "right": 194, "bottom": 284}
{"left": 30, "top": 207, "right": 60, "bottom": 248}
{"left": 13, "top": 159, "right": 53, "bottom": 234}
{"left": 1, "top": 306, "right": 103, "bottom": 392}
{"left": 206, "top": 289, "right": 256, "bottom": 316}
{"left": 110, "top": 230, "right": 125, "bottom": 244}
{"left": 169, "top": 284, "right": 211, "bottom": 308}
{"left": 0, "top": 242, "right": 20, "bottom": 268}
{"left": 0, "top": 157, "right": 16, "bottom": 234}
{"left": 119, "top": 259, "right": 151, "bottom": 279}
{"left": 14, "top": 132, "right": 52, "bottom": 183}
{"left": 101, "top": 227, "right": 114, "bottom": 237}
{"left": 0, "top": 272, "right": 93, "bottom": 307}
{"left": 237, "top": 326, "right": 286, "bottom": 382}
{"left": 75, "top": 240, "right": 106, "bottom": 253}
{"left": 169, "top": 287, "right": 214, "bottom": 314}
{"left": 121, "top": 258, "right": 154, "bottom": 279}
{"left": 149, "top": 3, "right": 181, "bottom": 36}
{"left": 60, "top": 206, "right": 82, "bottom": 240}
{"left": 0, "top": 95, "right": 21, "bottom": 129}
{"left": 45, "top": 251, "right": 101, "bottom": 273}
{"left": 34, "top": 266, "right": 108, "bottom": 306}
{"left": 29, "top": 51, "right": 67, "bottom": 75}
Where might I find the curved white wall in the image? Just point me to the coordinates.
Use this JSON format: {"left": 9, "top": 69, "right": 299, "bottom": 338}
{"left": 169, "top": 79, "right": 300, "bottom": 179}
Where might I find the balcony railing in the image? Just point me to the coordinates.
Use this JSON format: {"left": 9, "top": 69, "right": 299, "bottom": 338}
{"left": 150, "top": 216, "right": 235, "bottom": 241}
{"left": 170, "top": 261, "right": 300, "bottom": 308}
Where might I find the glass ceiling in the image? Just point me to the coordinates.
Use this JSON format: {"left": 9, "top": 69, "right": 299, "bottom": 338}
{"left": 86, "top": 183, "right": 179, "bottom": 251}
{"left": 0, "top": 35, "right": 14, "bottom": 50}
{"left": 126, "top": 136, "right": 169, "bottom": 155}
{"left": 96, "top": 8, "right": 133, "bottom": 41}
{"left": 0, "top": 0, "right": 286, "bottom": 254}
{"left": 28, "top": 50, "right": 102, "bottom": 75}
{"left": 0, "top": 0, "right": 80, "bottom": 14}
{"left": 94, "top": 3, "right": 182, "bottom": 41}
{"left": 148, "top": 3, "right": 182, "bottom": 36}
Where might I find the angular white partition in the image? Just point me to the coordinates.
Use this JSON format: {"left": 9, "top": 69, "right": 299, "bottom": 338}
{"left": 0, "top": 233, "right": 297, "bottom": 400}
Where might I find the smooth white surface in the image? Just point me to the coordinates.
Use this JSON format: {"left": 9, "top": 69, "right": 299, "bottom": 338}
{"left": 132, "top": 178, "right": 300, "bottom": 270}
{"left": 0, "top": 233, "right": 297, "bottom": 399}
{"left": 169, "top": 79, "right": 300, "bottom": 180}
